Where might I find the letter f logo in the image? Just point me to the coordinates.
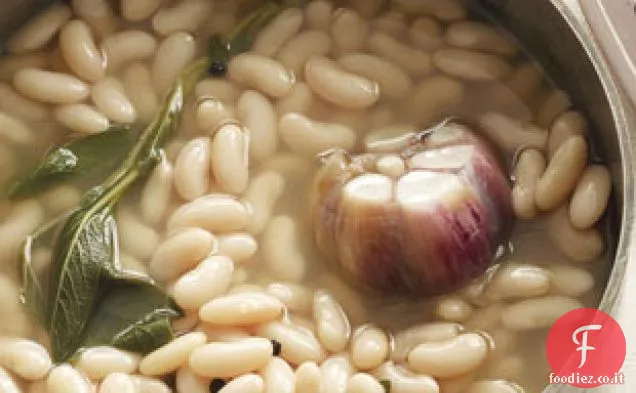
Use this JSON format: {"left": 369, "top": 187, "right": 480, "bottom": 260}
{"left": 572, "top": 324, "right": 603, "bottom": 368}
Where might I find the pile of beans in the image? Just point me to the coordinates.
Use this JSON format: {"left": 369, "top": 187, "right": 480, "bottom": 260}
{"left": 0, "top": 1, "right": 613, "bottom": 393}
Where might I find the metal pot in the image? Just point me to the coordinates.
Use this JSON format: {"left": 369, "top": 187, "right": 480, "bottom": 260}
{"left": 1, "top": 1, "right": 633, "bottom": 392}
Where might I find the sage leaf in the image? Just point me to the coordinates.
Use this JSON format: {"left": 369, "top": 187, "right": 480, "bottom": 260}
{"left": 9, "top": 126, "right": 134, "bottom": 199}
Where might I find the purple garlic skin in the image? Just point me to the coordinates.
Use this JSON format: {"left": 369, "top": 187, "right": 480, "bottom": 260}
{"left": 311, "top": 120, "right": 512, "bottom": 297}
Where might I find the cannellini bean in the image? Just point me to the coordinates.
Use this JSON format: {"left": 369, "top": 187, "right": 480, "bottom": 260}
{"left": 407, "top": 76, "right": 464, "bottom": 125}
{"left": 321, "top": 355, "right": 354, "bottom": 393}
{"left": 189, "top": 338, "right": 273, "bottom": 378}
{"left": 279, "top": 113, "right": 357, "bottom": 156}
{"left": 313, "top": 291, "right": 351, "bottom": 352}
{"left": 331, "top": 9, "right": 369, "bottom": 55}
{"left": 266, "top": 283, "right": 313, "bottom": 314}
{"left": 466, "top": 380, "right": 523, "bottom": 393}
{"left": 200, "top": 292, "right": 283, "bottom": 326}
{"left": 536, "top": 90, "right": 572, "bottom": 128}
{"left": 0, "top": 53, "right": 49, "bottom": 82}
{"left": 47, "top": 364, "right": 91, "bottom": 393}
{"left": 131, "top": 376, "right": 171, "bottom": 393}
{"left": 305, "top": 56, "right": 379, "bottom": 109}
{"left": 445, "top": 21, "right": 517, "bottom": 56}
{"left": 140, "top": 152, "right": 172, "bottom": 226}
{"left": 219, "top": 374, "right": 264, "bottom": 393}
{"left": 174, "top": 255, "right": 234, "bottom": 311}
{"left": 295, "top": 362, "right": 322, "bottom": 393}
{"left": 372, "top": 363, "right": 439, "bottom": 393}
{"left": 196, "top": 98, "right": 236, "bottom": 131}
{"left": 433, "top": 49, "right": 512, "bottom": 81}
{"left": 152, "top": 0, "right": 212, "bottom": 36}
{"left": 394, "top": 0, "right": 466, "bottom": 20}
{"left": 124, "top": 63, "right": 159, "bottom": 124}
{"left": 376, "top": 155, "right": 406, "bottom": 178}
{"left": 262, "top": 215, "right": 307, "bottom": 282}
{"left": 14, "top": 68, "right": 89, "bottom": 104}
{"left": 7, "top": 4, "right": 72, "bottom": 54}
{"left": 91, "top": 78, "right": 136, "bottom": 123}
{"left": 244, "top": 171, "right": 286, "bottom": 234}
{"left": 338, "top": 53, "right": 412, "bottom": 100}
{"left": 435, "top": 297, "right": 473, "bottom": 322}
{"left": 547, "top": 205, "right": 604, "bottom": 263}
{"left": 350, "top": 325, "right": 389, "bottom": 370}
{"left": 501, "top": 296, "right": 583, "bottom": 330}
{"left": 102, "top": 31, "right": 157, "bottom": 72}
{"left": 0, "top": 200, "right": 45, "bottom": 274}
{"left": 253, "top": 8, "right": 304, "bottom": 57}
{"left": 256, "top": 321, "right": 326, "bottom": 365}
{"left": 0, "top": 367, "right": 22, "bottom": 393}
{"left": 71, "top": 0, "right": 117, "bottom": 38}
{"left": 261, "top": 357, "right": 295, "bottom": 393}
{"left": 478, "top": 112, "right": 548, "bottom": 154}
{"left": 548, "top": 110, "right": 588, "bottom": 158}
{"left": 569, "top": 165, "right": 611, "bottom": 229}
{"left": 409, "top": 17, "right": 443, "bottom": 51}
{"left": 368, "top": 32, "right": 432, "bottom": 77}
{"left": 486, "top": 264, "right": 550, "bottom": 300}
{"left": 196, "top": 79, "right": 241, "bottom": 103}
{"left": 167, "top": 194, "right": 251, "bottom": 233}
{"left": 195, "top": 325, "right": 251, "bottom": 343}
{"left": 152, "top": 32, "right": 196, "bottom": 95}
{"left": 175, "top": 366, "right": 210, "bottom": 393}
{"left": 305, "top": 1, "right": 332, "bottom": 31}
{"left": 278, "top": 31, "right": 331, "bottom": 76}
{"left": 373, "top": 11, "right": 408, "bottom": 38}
{"left": 99, "top": 373, "right": 136, "bottom": 393}
{"left": 122, "top": 0, "right": 163, "bottom": 22}
{"left": 59, "top": 20, "right": 105, "bottom": 82}
{"left": 0, "top": 83, "right": 49, "bottom": 121}
{"left": 39, "top": 185, "right": 82, "bottom": 215}
{"left": 77, "top": 347, "right": 140, "bottom": 380}
{"left": 0, "top": 112, "right": 34, "bottom": 145}
{"left": 140, "top": 332, "right": 207, "bottom": 376}
{"left": 229, "top": 54, "right": 295, "bottom": 98}
{"left": 54, "top": 104, "right": 109, "bottom": 134}
{"left": 392, "top": 322, "right": 463, "bottom": 363}
{"left": 174, "top": 137, "right": 210, "bottom": 201}
{"left": 0, "top": 339, "right": 51, "bottom": 380}
{"left": 217, "top": 233, "right": 258, "bottom": 262}
{"left": 512, "top": 148, "right": 547, "bottom": 219}
{"left": 0, "top": 276, "right": 32, "bottom": 337}
{"left": 408, "top": 333, "right": 488, "bottom": 378}
{"left": 550, "top": 265, "right": 594, "bottom": 297}
{"left": 464, "top": 303, "right": 503, "bottom": 331}
{"left": 347, "top": 373, "right": 385, "bottom": 393}
{"left": 149, "top": 228, "right": 217, "bottom": 282}
{"left": 237, "top": 90, "right": 278, "bottom": 161}
{"left": 276, "top": 82, "right": 314, "bottom": 115}
{"left": 210, "top": 123, "right": 250, "bottom": 195}
{"left": 535, "top": 135, "right": 588, "bottom": 211}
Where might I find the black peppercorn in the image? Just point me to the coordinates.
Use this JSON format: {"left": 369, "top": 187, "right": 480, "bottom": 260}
{"left": 209, "top": 378, "right": 226, "bottom": 393}
{"left": 271, "top": 339, "right": 282, "bottom": 356}
{"left": 209, "top": 61, "right": 227, "bottom": 76}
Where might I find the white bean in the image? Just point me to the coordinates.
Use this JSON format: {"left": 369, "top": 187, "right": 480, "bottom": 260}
{"left": 501, "top": 296, "right": 583, "bottom": 331}
{"left": 200, "top": 292, "right": 283, "bottom": 326}
{"left": 445, "top": 21, "right": 517, "bottom": 56}
{"left": 550, "top": 265, "right": 594, "bottom": 297}
{"left": 77, "top": 347, "right": 140, "bottom": 380}
{"left": 59, "top": 20, "right": 105, "bottom": 82}
{"left": 464, "top": 303, "right": 503, "bottom": 331}
{"left": 314, "top": 291, "right": 351, "bottom": 353}
{"left": 331, "top": 9, "right": 369, "bottom": 55}
{"left": 320, "top": 355, "right": 353, "bottom": 393}
{"left": 7, "top": 4, "right": 72, "bottom": 54}
{"left": 266, "top": 283, "right": 313, "bottom": 314}
{"left": 433, "top": 49, "right": 512, "bottom": 81}
{"left": 548, "top": 110, "right": 588, "bottom": 158}
{"left": 99, "top": 373, "right": 136, "bottom": 393}
{"left": 347, "top": 373, "right": 385, "bottom": 393}
{"left": 0, "top": 112, "right": 34, "bottom": 145}
{"left": 167, "top": 194, "right": 251, "bottom": 234}
{"left": 0, "top": 276, "right": 32, "bottom": 337}
{"left": 39, "top": 185, "right": 82, "bottom": 216}
{"left": 0, "top": 53, "right": 49, "bottom": 82}
{"left": 535, "top": 135, "right": 588, "bottom": 211}
{"left": 407, "top": 75, "right": 464, "bottom": 124}
{"left": 0, "top": 367, "right": 22, "bottom": 393}
{"left": 91, "top": 78, "right": 136, "bottom": 123}
{"left": 350, "top": 325, "right": 388, "bottom": 370}
{"left": 393, "top": 0, "right": 467, "bottom": 21}
{"left": 305, "top": 1, "right": 332, "bottom": 31}
{"left": 152, "top": 32, "right": 196, "bottom": 95}
{"left": 261, "top": 357, "right": 295, "bottom": 393}
{"left": 47, "top": 364, "right": 91, "bottom": 393}
{"left": 372, "top": 363, "right": 440, "bottom": 393}
{"left": 0, "top": 200, "right": 45, "bottom": 275}
{"left": 407, "top": 333, "right": 488, "bottom": 378}
{"left": 121, "top": 0, "right": 163, "bottom": 22}
{"left": 14, "top": 68, "right": 89, "bottom": 104}
{"left": 409, "top": 17, "right": 443, "bottom": 51}
{"left": 196, "top": 98, "right": 236, "bottom": 132}
{"left": 295, "top": 362, "right": 322, "bottom": 393}
{"left": 338, "top": 53, "right": 411, "bottom": 100}
{"left": 228, "top": 54, "right": 295, "bottom": 99}
{"left": 279, "top": 113, "right": 357, "bottom": 156}
{"left": 392, "top": 322, "right": 463, "bottom": 363}
{"left": 547, "top": 205, "right": 604, "bottom": 263}
{"left": 54, "top": 104, "right": 109, "bottom": 134}
{"left": 189, "top": 338, "right": 273, "bottom": 378}
{"left": 253, "top": 8, "right": 304, "bottom": 57}
{"left": 196, "top": 79, "right": 241, "bottom": 103}
{"left": 373, "top": 11, "right": 408, "bottom": 38}
{"left": 174, "top": 137, "right": 210, "bottom": 201}
{"left": 478, "top": 112, "right": 548, "bottom": 155}
{"left": 262, "top": 215, "right": 307, "bottom": 282}
{"left": 0, "top": 339, "right": 51, "bottom": 380}
{"left": 512, "top": 148, "right": 546, "bottom": 219}
{"left": 466, "top": 380, "right": 523, "bottom": 393}
{"left": 219, "top": 374, "right": 264, "bottom": 393}
{"left": 486, "top": 264, "right": 551, "bottom": 300}
{"left": 244, "top": 171, "right": 285, "bottom": 234}
{"left": 278, "top": 31, "right": 331, "bottom": 76}
{"left": 140, "top": 152, "right": 173, "bottom": 226}
{"left": 71, "top": 0, "right": 117, "bottom": 38}
{"left": 152, "top": 0, "right": 212, "bottom": 36}
{"left": 149, "top": 228, "right": 217, "bottom": 282}
{"left": 0, "top": 83, "right": 49, "bottom": 121}
{"left": 174, "top": 255, "right": 234, "bottom": 311}
{"left": 131, "top": 376, "right": 171, "bottom": 393}
{"left": 435, "top": 297, "right": 473, "bottom": 322}
{"left": 237, "top": 91, "right": 278, "bottom": 161}
{"left": 276, "top": 83, "right": 314, "bottom": 116}
{"left": 569, "top": 165, "right": 611, "bottom": 229}
{"left": 536, "top": 90, "right": 572, "bottom": 128}
{"left": 217, "top": 233, "right": 258, "bottom": 262}
{"left": 305, "top": 56, "right": 378, "bottom": 109}
{"left": 210, "top": 123, "right": 250, "bottom": 195}
{"left": 256, "top": 321, "right": 326, "bottom": 365}
{"left": 102, "top": 31, "right": 157, "bottom": 72}
{"left": 140, "top": 332, "right": 207, "bottom": 376}
{"left": 124, "top": 63, "right": 159, "bottom": 124}
{"left": 175, "top": 366, "right": 209, "bottom": 393}
{"left": 368, "top": 32, "right": 432, "bottom": 77}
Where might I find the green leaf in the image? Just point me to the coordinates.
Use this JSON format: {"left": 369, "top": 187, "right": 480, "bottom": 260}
{"left": 9, "top": 126, "right": 135, "bottom": 199}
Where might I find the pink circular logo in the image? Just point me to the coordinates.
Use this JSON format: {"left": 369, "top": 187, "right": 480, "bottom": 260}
{"left": 546, "top": 308, "right": 626, "bottom": 388}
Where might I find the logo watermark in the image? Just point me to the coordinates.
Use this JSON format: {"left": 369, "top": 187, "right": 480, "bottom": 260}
{"left": 546, "top": 308, "right": 626, "bottom": 388}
